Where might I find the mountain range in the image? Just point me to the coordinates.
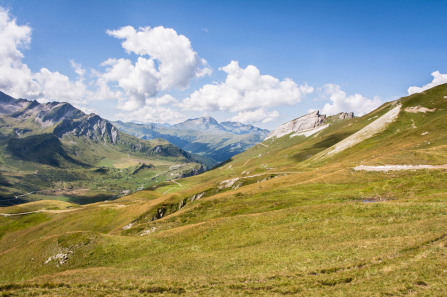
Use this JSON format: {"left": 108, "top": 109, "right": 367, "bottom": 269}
{"left": 113, "top": 116, "right": 269, "bottom": 166}
{"left": 0, "top": 91, "right": 204, "bottom": 206}
{"left": 1, "top": 84, "right": 447, "bottom": 295}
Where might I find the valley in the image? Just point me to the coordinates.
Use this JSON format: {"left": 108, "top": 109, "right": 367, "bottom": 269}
{"left": 0, "top": 92, "right": 205, "bottom": 206}
{"left": 1, "top": 84, "right": 447, "bottom": 295}
{"left": 113, "top": 116, "right": 269, "bottom": 166}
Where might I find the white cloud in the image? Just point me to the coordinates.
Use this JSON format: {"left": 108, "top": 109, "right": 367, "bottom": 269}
{"left": 408, "top": 71, "right": 447, "bottom": 95}
{"left": 116, "top": 105, "right": 186, "bottom": 124}
{"left": 146, "top": 94, "right": 178, "bottom": 106}
{"left": 102, "top": 25, "right": 211, "bottom": 110}
{"left": 0, "top": 7, "right": 39, "bottom": 98}
{"left": 0, "top": 8, "right": 90, "bottom": 108}
{"left": 33, "top": 67, "right": 90, "bottom": 106}
{"left": 229, "top": 108, "right": 279, "bottom": 124}
{"left": 0, "top": 9, "right": 209, "bottom": 117}
{"left": 100, "top": 57, "right": 160, "bottom": 110}
{"left": 181, "top": 60, "right": 314, "bottom": 113}
{"left": 70, "top": 60, "right": 86, "bottom": 77}
{"left": 321, "top": 84, "right": 382, "bottom": 116}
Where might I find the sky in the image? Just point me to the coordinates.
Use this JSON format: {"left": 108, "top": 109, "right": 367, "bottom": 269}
{"left": 0, "top": 0, "right": 446, "bottom": 129}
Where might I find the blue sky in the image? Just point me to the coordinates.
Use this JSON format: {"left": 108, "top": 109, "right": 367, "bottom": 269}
{"left": 0, "top": 0, "right": 446, "bottom": 129}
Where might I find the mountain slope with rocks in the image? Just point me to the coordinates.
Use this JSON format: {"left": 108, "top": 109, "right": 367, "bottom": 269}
{"left": 266, "top": 110, "right": 354, "bottom": 140}
{"left": 2, "top": 84, "right": 447, "bottom": 295}
{"left": 0, "top": 91, "right": 204, "bottom": 206}
{"left": 113, "top": 116, "right": 269, "bottom": 165}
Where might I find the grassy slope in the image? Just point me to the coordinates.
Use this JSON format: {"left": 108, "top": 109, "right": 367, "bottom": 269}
{"left": 1, "top": 84, "right": 447, "bottom": 295}
{"left": 0, "top": 114, "right": 203, "bottom": 205}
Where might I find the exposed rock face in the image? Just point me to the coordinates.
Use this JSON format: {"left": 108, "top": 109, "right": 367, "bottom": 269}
{"left": 180, "top": 165, "right": 206, "bottom": 178}
{"left": 54, "top": 114, "right": 120, "bottom": 144}
{"left": 0, "top": 92, "right": 31, "bottom": 115}
{"left": 266, "top": 111, "right": 326, "bottom": 140}
{"left": 8, "top": 99, "right": 84, "bottom": 128}
{"left": 336, "top": 112, "right": 355, "bottom": 120}
{"left": 132, "top": 163, "right": 155, "bottom": 175}
{"left": 404, "top": 106, "right": 436, "bottom": 113}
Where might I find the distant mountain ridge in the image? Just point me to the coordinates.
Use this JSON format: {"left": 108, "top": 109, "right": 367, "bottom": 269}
{"left": 0, "top": 91, "right": 204, "bottom": 205}
{"left": 113, "top": 117, "right": 269, "bottom": 165}
{"left": 170, "top": 116, "right": 269, "bottom": 136}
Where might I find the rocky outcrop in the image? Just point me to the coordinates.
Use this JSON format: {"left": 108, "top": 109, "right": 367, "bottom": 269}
{"left": 404, "top": 106, "right": 436, "bottom": 113}
{"left": 179, "top": 165, "right": 206, "bottom": 178}
{"left": 132, "top": 163, "right": 155, "bottom": 175}
{"left": 54, "top": 114, "right": 120, "bottom": 144}
{"left": 266, "top": 111, "right": 327, "bottom": 140}
{"left": 336, "top": 112, "right": 355, "bottom": 120}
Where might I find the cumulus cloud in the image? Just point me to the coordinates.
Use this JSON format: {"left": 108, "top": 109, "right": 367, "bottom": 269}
{"left": 0, "top": 8, "right": 210, "bottom": 119}
{"left": 408, "top": 71, "right": 447, "bottom": 95}
{"left": 70, "top": 60, "right": 86, "bottom": 77}
{"left": 229, "top": 108, "right": 279, "bottom": 123}
{"left": 0, "top": 7, "right": 39, "bottom": 97}
{"left": 33, "top": 66, "right": 90, "bottom": 106}
{"left": 146, "top": 94, "right": 178, "bottom": 106}
{"left": 181, "top": 61, "right": 313, "bottom": 115}
{"left": 116, "top": 105, "right": 186, "bottom": 124}
{"left": 102, "top": 25, "right": 211, "bottom": 110}
{"left": 0, "top": 8, "right": 90, "bottom": 108}
{"left": 321, "top": 84, "right": 382, "bottom": 116}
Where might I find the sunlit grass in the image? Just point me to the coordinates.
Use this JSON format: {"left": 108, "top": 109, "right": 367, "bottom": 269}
{"left": 1, "top": 84, "right": 447, "bottom": 295}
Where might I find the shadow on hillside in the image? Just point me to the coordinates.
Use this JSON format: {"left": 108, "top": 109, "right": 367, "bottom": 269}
{"left": 0, "top": 196, "right": 28, "bottom": 207}
{"left": 291, "top": 132, "right": 352, "bottom": 162}
{"left": 211, "top": 158, "right": 233, "bottom": 170}
{"left": 64, "top": 193, "right": 117, "bottom": 205}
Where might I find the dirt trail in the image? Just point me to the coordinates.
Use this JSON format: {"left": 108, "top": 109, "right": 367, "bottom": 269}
{"left": 354, "top": 164, "right": 447, "bottom": 172}
{"left": 0, "top": 208, "right": 78, "bottom": 217}
{"left": 219, "top": 171, "right": 302, "bottom": 187}
{"left": 160, "top": 180, "right": 183, "bottom": 195}
{"left": 171, "top": 180, "right": 182, "bottom": 187}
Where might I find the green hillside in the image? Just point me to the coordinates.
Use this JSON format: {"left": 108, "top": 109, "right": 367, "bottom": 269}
{"left": 1, "top": 84, "right": 447, "bottom": 295}
{"left": 0, "top": 92, "right": 204, "bottom": 206}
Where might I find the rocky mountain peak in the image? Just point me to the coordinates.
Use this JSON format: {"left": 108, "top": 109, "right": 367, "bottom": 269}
{"left": 0, "top": 91, "right": 32, "bottom": 115}
{"left": 173, "top": 116, "right": 223, "bottom": 131}
{"left": 265, "top": 110, "right": 327, "bottom": 140}
{"left": 54, "top": 113, "right": 120, "bottom": 144}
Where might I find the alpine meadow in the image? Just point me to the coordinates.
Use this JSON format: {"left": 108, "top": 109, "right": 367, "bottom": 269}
{"left": 1, "top": 1, "right": 447, "bottom": 296}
